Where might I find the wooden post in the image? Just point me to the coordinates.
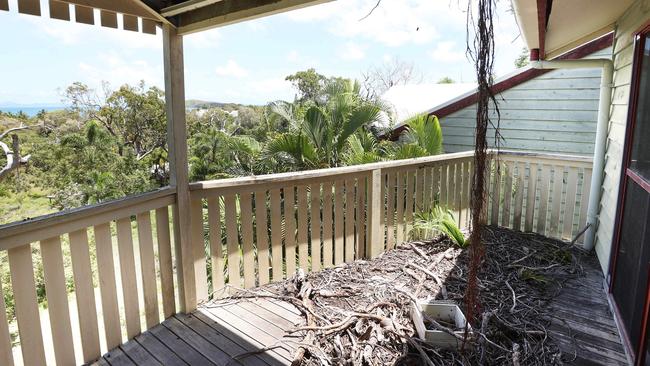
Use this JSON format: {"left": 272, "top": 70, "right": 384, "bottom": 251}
{"left": 163, "top": 24, "right": 196, "bottom": 313}
{"left": 366, "top": 169, "right": 383, "bottom": 258}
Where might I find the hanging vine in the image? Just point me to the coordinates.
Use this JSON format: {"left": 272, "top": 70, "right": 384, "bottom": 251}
{"left": 464, "top": 0, "right": 501, "bottom": 327}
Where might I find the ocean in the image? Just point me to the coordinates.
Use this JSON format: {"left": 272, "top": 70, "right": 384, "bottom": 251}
{"left": 0, "top": 106, "right": 66, "bottom": 117}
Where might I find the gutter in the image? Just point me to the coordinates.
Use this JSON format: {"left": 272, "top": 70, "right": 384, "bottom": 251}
{"left": 530, "top": 58, "right": 614, "bottom": 251}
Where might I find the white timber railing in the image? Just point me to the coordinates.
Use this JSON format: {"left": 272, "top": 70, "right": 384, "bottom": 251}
{"left": 0, "top": 188, "right": 177, "bottom": 365}
{"left": 0, "top": 150, "right": 593, "bottom": 365}
{"left": 489, "top": 151, "right": 593, "bottom": 243}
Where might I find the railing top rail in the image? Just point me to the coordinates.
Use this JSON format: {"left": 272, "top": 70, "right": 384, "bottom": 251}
{"left": 0, "top": 187, "right": 176, "bottom": 251}
{"left": 0, "top": 149, "right": 594, "bottom": 250}
{"left": 496, "top": 150, "right": 594, "bottom": 168}
{"left": 190, "top": 149, "right": 594, "bottom": 193}
{"left": 190, "top": 151, "right": 476, "bottom": 192}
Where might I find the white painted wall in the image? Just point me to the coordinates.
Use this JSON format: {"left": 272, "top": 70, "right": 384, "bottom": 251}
{"left": 438, "top": 47, "right": 612, "bottom": 156}
{"left": 594, "top": 0, "right": 650, "bottom": 274}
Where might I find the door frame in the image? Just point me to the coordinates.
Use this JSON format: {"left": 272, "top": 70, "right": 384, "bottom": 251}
{"left": 608, "top": 23, "right": 650, "bottom": 366}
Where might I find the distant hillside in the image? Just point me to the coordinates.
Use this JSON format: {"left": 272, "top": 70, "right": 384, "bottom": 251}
{"left": 186, "top": 99, "right": 260, "bottom": 111}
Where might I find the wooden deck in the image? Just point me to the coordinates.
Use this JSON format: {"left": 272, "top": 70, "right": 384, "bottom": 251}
{"left": 92, "top": 254, "right": 628, "bottom": 366}
{"left": 546, "top": 254, "right": 629, "bottom": 365}
{"left": 93, "top": 298, "right": 305, "bottom": 366}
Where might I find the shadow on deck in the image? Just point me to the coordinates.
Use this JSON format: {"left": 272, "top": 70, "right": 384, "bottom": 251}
{"left": 93, "top": 248, "right": 627, "bottom": 366}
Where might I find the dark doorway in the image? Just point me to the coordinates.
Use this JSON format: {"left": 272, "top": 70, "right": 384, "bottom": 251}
{"left": 610, "top": 29, "right": 650, "bottom": 365}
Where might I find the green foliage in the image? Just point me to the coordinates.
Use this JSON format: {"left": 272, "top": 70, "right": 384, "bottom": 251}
{"left": 515, "top": 47, "right": 530, "bottom": 68}
{"left": 392, "top": 114, "right": 444, "bottom": 159}
{"left": 285, "top": 68, "right": 328, "bottom": 104}
{"left": 268, "top": 78, "right": 383, "bottom": 168}
{"left": 343, "top": 131, "right": 383, "bottom": 165}
{"left": 437, "top": 77, "right": 455, "bottom": 84}
{"left": 411, "top": 206, "right": 467, "bottom": 247}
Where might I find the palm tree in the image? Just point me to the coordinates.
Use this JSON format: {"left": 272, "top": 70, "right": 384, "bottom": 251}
{"left": 266, "top": 79, "right": 383, "bottom": 169}
{"left": 189, "top": 128, "right": 262, "bottom": 180}
{"left": 390, "top": 114, "right": 444, "bottom": 159}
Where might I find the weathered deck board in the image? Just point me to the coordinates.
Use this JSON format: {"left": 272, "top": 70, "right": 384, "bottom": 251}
{"left": 95, "top": 253, "right": 626, "bottom": 366}
{"left": 546, "top": 255, "right": 629, "bottom": 365}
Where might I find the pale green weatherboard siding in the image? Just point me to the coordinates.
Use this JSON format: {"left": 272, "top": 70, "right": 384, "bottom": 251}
{"left": 594, "top": 0, "right": 650, "bottom": 274}
{"left": 439, "top": 47, "right": 612, "bottom": 156}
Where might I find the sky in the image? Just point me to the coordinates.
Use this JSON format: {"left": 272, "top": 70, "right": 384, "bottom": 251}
{"left": 0, "top": 0, "right": 525, "bottom": 106}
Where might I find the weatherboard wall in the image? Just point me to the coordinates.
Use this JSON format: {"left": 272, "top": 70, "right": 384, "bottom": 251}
{"left": 438, "top": 47, "right": 612, "bottom": 156}
{"left": 594, "top": 0, "right": 647, "bottom": 274}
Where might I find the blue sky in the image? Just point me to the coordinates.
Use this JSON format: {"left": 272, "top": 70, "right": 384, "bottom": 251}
{"left": 0, "top": 0, "right": 524, "bottom": 106}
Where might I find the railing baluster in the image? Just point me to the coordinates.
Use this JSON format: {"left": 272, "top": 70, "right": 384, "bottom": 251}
{"left": 297, "top": 185, "right": 310, "bottom": 271}
{"left": 502, "top": 161, "right": 513, "bottom": 228}
{"left": 207, "top": 197, "right": 225, "bottom": 292}
{"left": 454, "top": 163, "right": 462, "bottom": 226}
{"left": 190, "top": 199, "right": 208, "bottom": 302}
{"left": 367, "top": 169, "right": 383, "bottom": 258}
{"left": 344, "top": 178, "right": 356, "bottom": 262}
{"left": 356, "top": 177, "right": 367, "bottom": 258}
{"left": 549, "top": 166, "right": 565, "bottom": 238}
{"left": 334, "top": 180, "right": 345, "bottom": 265}
{"left": 254, "top": 191, "right": 270, "bottom": 285}
{"left": 512, "top": 162, "right": 525, "bottom": 231}
{"left": 578, "top": 168, "right": 593, "bottom": 244}
{"left": 322, "top": 183, "right": 333, "bottom": 267}
{"left": 524, "top": 163, "right": 539, "bottom": 232}
{"left": 284, "top": 187, "right": 297, "bottom": 276}
{"left": 423, "top": 166, "right": 432, "bottom": 211}
{"left": 536, "top": 165, "right": 551, "bottom": 234}
{"left": 269, "top": 189, "right": 283, "bottom": 280}
{"left": 224, "top": 194, "right": 242, "bottom": 287}
{"left": 460, "top": 161, "right": 470, "bottom": 229}
{"left": 395, "top": 171, "right": 405, "bottom": 245}
{"left": 310, "top": 183, "right": 322, "bottom": 270}
{"left": 490, "top": 162, "right": 501, "bottom": 226}
{"left": 240, "top": 192, "right": 255, "bottom": 288}
{"left": 116, "top": 217, "right": 141, "bottom": 339}
{"left": 94, "top": 223, "right": 122, "bottom": 349}
{"left": 40, "top": 236, "right": 76, "bottom": 364}
{"left": 8, "top": 243, "right": 46, "bottom": 365}
{"left": 405, "top": 170, "right": 415, "bottom": 239}
{"left": 69, "top": 228, "right": 101, "bottom": 362}
{"left": 155, "top": 207, "right": 176, "bottom": 318}
{"left": 171, "top": 204, "right": 186, "bottom": 313}
{"left": 136, "top": 211, "right": 160, "bottom": 329}
{"left": 416, "top": 167, "right": 425, "bottom": 213}
{"left": 385, "top": 172, "right": 396, "bottom": 250}
{"left": 0, "top": 279, "right": 14, "bottom": 366}
{"left": 563, "top": 167, "right": 579, "bottom": 240}
{"left": 440, "top": 164, "right": 448, "bottom": 207}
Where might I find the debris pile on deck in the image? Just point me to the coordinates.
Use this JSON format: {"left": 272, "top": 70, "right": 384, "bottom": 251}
{"left": 231, "top": 227, "right": 589, "bottom": 365}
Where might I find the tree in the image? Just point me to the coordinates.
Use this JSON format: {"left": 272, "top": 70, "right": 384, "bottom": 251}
{"left": 390, "top": 114, "right": 443, "bottom": 159}
{"left": 267, "top": 79, "right": 383, "bottom": 169}
{"left": 32, "top": 121, "right": 154, "bottom": 208}
{"left": 65, "top": 81, "right": 167, "bottom": 161}
{"left": 437, "top": 77, "right": 455, "bottom": 84}
{"left": 285, "top": 68, "right": 328, "bottom": 104}
{"left": 188, "top": 128, "right": 263, "bottom": 180}
{"left": 361, "top": 57, "right": 423, "bottom": 100}
{"left": 0, "top": 126, "right": 32, "bottom": 181}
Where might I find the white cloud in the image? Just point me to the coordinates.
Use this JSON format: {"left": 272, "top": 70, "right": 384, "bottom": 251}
{"left": 340, "top": 42, "right": 366, "bottom": 60}
{"left": 286, "top": 0, "right": 468, "bottom": 47}
{"left": 77, "top": 52, "right": 163, "bottom": 90}
{"left": 215, "top": 60, "right": 249, "bottom": 78}
{"left": 430, "top": 41, "right": 466, "bottom": 63}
